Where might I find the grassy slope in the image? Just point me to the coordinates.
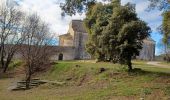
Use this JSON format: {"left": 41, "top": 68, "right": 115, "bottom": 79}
{"left": 0, "top": 60, "right": 170, "bottom": 100}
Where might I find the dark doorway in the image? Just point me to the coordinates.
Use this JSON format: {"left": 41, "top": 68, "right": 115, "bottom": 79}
{"left": 58, "top": 53, "right": 63, "bottom": 60}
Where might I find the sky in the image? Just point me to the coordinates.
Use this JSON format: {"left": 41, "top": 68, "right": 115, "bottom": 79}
{"left": 9, "top": 0, "right": 163, "bottom": 55}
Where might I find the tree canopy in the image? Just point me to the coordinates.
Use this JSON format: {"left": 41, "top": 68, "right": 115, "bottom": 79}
{"left": 60, "top": 0, "right": 115, "bottom": 16}
{"left": 83, "top": 1, "right": 151, "bottom": 71}
{"left": 162, "top": 11, "right": 170, "bottom": 44}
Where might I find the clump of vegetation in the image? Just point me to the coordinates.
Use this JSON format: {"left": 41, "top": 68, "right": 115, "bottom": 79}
{"left": 142, "top": 88, "right": 152, "bottom": 95}
{"left": 164, "top": 86, "right": 170, "bottom": 96}
{"left": 9, "top": 60, "right": 22, "bottom": 70}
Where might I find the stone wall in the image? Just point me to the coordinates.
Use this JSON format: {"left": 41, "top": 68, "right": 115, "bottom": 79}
{"left": 73, "top": 32, "right": 91, "bottom": 60}
{"left": 50, "top": 46, "right": 75, "bottom": 60}
{"left": 137, "top": 39, "right": 155, "bottom": 61}
{"left": 13, "top": 46, "right": 75, "bottom": 61}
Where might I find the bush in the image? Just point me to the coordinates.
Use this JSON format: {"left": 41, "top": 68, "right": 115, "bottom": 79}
{"left": 163, "top": 55, "right": 170, "bottom": 62}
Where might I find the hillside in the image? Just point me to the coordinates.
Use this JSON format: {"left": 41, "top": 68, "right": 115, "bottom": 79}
{"left": 0, "top": 60, "right": 170, "bottom": 100}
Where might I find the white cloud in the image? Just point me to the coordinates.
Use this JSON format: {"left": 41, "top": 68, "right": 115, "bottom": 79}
{"left": 16, "top": 0, "right": 162, "bottom": 34}
{"left": 17, "top": 0, "right": 85, "bottom": 36}
{"left": 9, "top": 0, "right": 163, "bottom": 54}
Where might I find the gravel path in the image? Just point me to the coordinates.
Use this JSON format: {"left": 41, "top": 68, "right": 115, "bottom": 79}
{"left": 147, "top": 61, "right": 170, "bottom": 69}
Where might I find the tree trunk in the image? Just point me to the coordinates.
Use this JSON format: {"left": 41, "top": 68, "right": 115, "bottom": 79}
{"left": 3, "top": 61, "right": 10, "bottom": 73}
{"left": 127, "top": 57, "right": 132, "bottom": 71}
{"left": 1, "top": 56, "right": 4, "bottom": 69}
{"left": 3, "top": 65, "right": 8, "bottom": 73}
{"left": 0, "top": 45, "right": 5, "bottom": 69}
{"left": 26, "top": 65, "right": 32, "bottom": 89}
{"left": 3, "top": 54, "right": 14, "bottom": 73}
{"left": 128, "top": 62, "right": 132, "bottom": 71}
{"left": 26, "top": 75, "right": 31, "bottom": 89}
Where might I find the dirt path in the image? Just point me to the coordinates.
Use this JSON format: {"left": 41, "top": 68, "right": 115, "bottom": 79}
{"left": 147, "top": 61, "right": 170, "bottom": 69}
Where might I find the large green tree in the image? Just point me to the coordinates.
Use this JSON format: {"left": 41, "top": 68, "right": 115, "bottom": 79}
{"left": 84, "top": 2, "right": 151, "bottom": 70}
{"left": 162, "top": 11, "right": 170, "bottom": 61}
{"left": 61, "top": 0, "right": 151, "bottom": 71}
{"left": 162, "top": 11, "right": 170, "bottom": 44}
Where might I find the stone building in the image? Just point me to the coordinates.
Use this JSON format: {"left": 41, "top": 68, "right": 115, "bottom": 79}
{"left": 137, "top": 37, "right": 156, "bottom": 60}
{"left": 6, "top": 20, "right": 155, "bottom": 61}
{"left": 58, "top": 20, "right": 156, "bottom": 61}
{"left": 57, "top": 20, "right": 91, "bottom": 60}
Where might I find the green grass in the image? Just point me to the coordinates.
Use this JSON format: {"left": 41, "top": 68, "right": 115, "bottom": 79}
{"left": 164, "top": 86, "right": 170, "bottom": 96}
{"left": 8, "top": 60, "right": 22, "bottom": 70}
{"left": 0, "top": 60, "right": 170, "bottom": 100}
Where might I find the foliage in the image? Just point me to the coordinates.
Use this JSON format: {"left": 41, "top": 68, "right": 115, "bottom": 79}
{"left": 148, "top": 0, "right": 170, "bottom": 10}
{"left": 162, "top": 11, "right": 170, "bottom": 44}
{"left": 60, "top": 0, "right": 124, "bottom": 16}
{"left": 84, "top": 2, "right": 151, "bottom": 70}
{"left": 60, "top": 0, "right": 106, "bottom": 16}
{"left": 157, "top": 5, "right": 170, "bottom": 51}
{"left": 8, "top": 60, "right": 22, "bottom": 70}
{"left": 164, "top": 86, "right": 170, "bottom": 96}
{"left": 61, "top": 0, "right": 151, "bottom": 70}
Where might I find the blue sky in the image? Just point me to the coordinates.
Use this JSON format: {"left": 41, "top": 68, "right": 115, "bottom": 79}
{"left": 13, "top": 0, "right": 163, "bottom": 55}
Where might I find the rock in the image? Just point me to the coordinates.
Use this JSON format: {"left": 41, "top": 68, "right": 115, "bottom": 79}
{"left": 66, "top": 77, "right": 72, "bottom": 81}
{"left": 99, "top": 68, "right": 106, "bottom": 73}
{"left": 75, "top": 65, "right": 81, "bottom": 67}
{"left": 140, "top": 98, "right": 144, "bottom": 100}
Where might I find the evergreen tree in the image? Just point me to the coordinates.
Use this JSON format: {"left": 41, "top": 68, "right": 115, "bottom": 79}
{"left": 61, "top": 0, "right": 151, "bottom": 71}
{"left": 84, "top": 2, "right": 151, "bottom": 71}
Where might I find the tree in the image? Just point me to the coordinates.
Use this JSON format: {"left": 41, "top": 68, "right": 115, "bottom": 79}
{"left": 20, "top": 13, "right": 53, "bottom": 89}
{"left": 0, "top": 1, "right": 24, "bottom": 73}
{"left": 85, "top": 2, "right": 151, "bottom": 71}
{"left": 60, "top": 0, "right": 117, "bottom": 16}
{"left": 162, "top": 11, "right": 170, "bottom": 61}
{"left": 162, "top": 11, "right": 170, "bottom": 44}
{"left": 148, "top": 0, "right": 170, "bottom": 61}
{"left": 61, "top": 0, "right": 151, "bottom": 71}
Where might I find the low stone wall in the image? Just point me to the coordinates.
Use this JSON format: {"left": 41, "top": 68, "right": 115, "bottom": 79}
{"left": 13, "top": 46, "right": 76, "bottom": 61}
{"left": 50, "top": 46, "right": 75, "bottom": 60}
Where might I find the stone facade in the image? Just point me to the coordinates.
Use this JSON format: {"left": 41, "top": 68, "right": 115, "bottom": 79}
{"left": 11, "top": 20, "right": 90, "bottom": 61}
{"left": 137, "top": 38, "right": 156, "bottom": 61}
{"left": 11, "top": 20, "right": 156, "bottom": 61}
{"left": 58, "top": 20, "right": 91, "bottom": 60}
{"left": 58, "top": 20, "right": 156, "bottom": 61}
